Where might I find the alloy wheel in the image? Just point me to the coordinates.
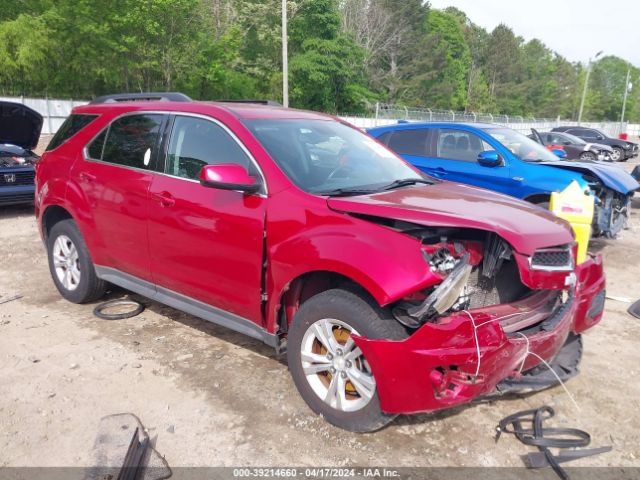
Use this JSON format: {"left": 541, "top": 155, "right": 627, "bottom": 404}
{"left": 52, "top": 235, "right": 81, "bottom": 291}
{"left": 611, "top": 148, "right": 622, "bottom": 161}
{"left": 300, "top": 318, "right": 376, "bottom": 412}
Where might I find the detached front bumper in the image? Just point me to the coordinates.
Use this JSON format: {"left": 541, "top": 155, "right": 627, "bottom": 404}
{"left": 353, "top": 255, "right": 605, "bottom": 414}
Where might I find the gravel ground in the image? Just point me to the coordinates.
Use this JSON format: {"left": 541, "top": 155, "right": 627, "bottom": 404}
{"left": 0, "top": 140, "right": 639, "bottom": 470}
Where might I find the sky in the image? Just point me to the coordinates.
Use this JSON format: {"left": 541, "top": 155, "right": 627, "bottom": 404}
{"left": 428, "top": 0, "right": 640, "bottom": 67}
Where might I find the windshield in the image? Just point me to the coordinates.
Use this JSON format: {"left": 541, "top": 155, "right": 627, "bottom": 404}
{"left": 244, "top": 119, "right": 428, "bottom": 195}
{"left": 485, "top": 127, "right": 558, "bottom": 162}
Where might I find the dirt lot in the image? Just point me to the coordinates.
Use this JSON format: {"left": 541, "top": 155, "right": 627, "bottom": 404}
{"left": 1, "top": 145, "right": 640, "bottom": 470}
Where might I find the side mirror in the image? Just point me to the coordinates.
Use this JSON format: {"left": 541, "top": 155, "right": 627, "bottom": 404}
{"left": 199, "top": 164, "right": 261, "bottom": 194}
{"left": 563, "top": 141, "right": 572, "bottom": 146}
{"left": 551, "top": 148, "right": 567, "bottom": 159}
{"left": 477, "top": 150, "right": 503, "bottom": 167}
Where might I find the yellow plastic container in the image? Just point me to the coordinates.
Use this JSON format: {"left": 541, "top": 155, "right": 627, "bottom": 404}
{"left": 549, "top": 180, "right": 594, "bottom": 265}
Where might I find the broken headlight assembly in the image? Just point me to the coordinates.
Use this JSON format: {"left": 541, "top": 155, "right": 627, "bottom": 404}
{"left": 393, "top": 234, "right": 526, "bottom": 329}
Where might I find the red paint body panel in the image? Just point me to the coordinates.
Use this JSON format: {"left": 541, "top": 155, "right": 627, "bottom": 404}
{"left": 35, "top": 100, "right": 607, "bottom": 416}
{"left": 327, "top": 182, "right": 574, "bottom": 256}
{"left": 353, "top": 256, "right": 605, "bottom": 414}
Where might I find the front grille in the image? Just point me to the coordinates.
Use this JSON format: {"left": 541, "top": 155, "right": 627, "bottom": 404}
{"left": 531, "top": 247, "right": 572, "bottom": 270}
{"left": 0, "top": 171, "right": 35, "bottom": 186}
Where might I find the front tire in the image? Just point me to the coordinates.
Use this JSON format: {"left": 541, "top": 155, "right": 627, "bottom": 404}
{"left": 47, "top": 219, "right": 106, "bottom": 303}
{"left": 579, "top": 151, "right": 596, "bottom": 161}
{"left": 287, "top": 288, "right": 408, "bottom": 432}
{"left": 611, "top": 147, "right": 624, "bottom": 162}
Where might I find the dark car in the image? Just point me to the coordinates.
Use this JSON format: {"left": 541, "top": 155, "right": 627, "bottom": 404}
{"left": 34, "top": 92, "right": 605, "bottom": 432}
{"left": 551, "top": 126, "right": 638, "bottom": 161}
{"left": 529, "top": 129, "right": 613, "bottom": 162}
{"left": 0, "top": 101, "right": 43, "bottom": 206}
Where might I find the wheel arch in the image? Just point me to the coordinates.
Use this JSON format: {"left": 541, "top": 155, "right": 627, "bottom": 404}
{"left": 272, "top": 270, "right": 379, "bottom": 336}
{"left": 42, "top": 205, "right": 74, "bottom": 240}
{"left": 524, "top": 192, "right": 552, "bottom": 205}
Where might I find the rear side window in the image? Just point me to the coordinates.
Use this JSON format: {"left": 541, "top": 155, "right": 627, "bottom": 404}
{"left": 387, "top": 129, "right": 429, "bottom": 156}
{"left": 46, "top": 114, "right": 98, "bottom": 151}
{"left": 101, "top": 114, "right": 163, "bottom": 170}
{"left": 86, "top": 130, "right": 107, "bottom": 160}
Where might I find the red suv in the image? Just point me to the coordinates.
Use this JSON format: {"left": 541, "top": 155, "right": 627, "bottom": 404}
{"left": 35, "top": 93, "right": 606, "bottom": 432}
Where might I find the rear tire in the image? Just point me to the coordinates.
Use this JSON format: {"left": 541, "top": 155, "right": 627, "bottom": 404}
{"left": 287, "top": 288, "right": 407, "bottom": 432}
{"left": 47, "top": 219, "right": 106, "bottom": 303}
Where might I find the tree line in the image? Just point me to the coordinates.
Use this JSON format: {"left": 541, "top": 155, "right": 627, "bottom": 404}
{"left": 0, "top": 0, "right": 638, "bottom": 122}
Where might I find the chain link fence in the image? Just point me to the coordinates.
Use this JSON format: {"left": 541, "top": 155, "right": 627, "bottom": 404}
{"left": 340, "top": 102, "right": 632, "bottom": 138}
{"left": 1, "top": 96, "right": 637, "bottom": 139}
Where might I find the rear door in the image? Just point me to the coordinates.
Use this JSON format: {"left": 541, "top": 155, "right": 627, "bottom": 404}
{"left": 147, "top": 114, "right": 266, "bottom": 323}
{"left": 73, "top": 113, "right": 165, "bottom": 281}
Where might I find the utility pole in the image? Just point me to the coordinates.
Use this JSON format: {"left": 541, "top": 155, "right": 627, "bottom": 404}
{"left": 282, "top": 0, "right": 289, "bottom": 108}
{"left": 620, "top": 66, "right": 632, "bottom": 128}
{"left": 578, "top": 50, "right": 603, "bottom": 123}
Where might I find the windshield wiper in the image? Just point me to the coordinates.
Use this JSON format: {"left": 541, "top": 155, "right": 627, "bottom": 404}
{"left": 381, "top": 177, "right": 436, "bottom": 191}
{"left": 316, "top": 187, "right": 380, "bottom": 197}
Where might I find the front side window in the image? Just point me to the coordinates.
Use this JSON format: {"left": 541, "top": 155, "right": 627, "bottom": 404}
{"left": 244, "top": 119, "right": 425, "bottom": 195}
{"left": 101, "top": 114, "right": 163, "bottom": 169}
{"left": 46, "top": 114, "right": 98, "bottom": 151}
{"left": 436, "top": 129, "right": 491, "bottom": 162}
{"left": 166, "top": 116, "right": 251, "bottom": 180}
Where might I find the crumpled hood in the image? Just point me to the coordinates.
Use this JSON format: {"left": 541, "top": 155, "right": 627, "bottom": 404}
{"left": 0, "top": 101, "right": 43, "bottom": 150}
{"left": 540, "top": 160, "right": 639, "bottom": 194}
{"left": 327, "top": 182, "right": 574, "bottom": 256}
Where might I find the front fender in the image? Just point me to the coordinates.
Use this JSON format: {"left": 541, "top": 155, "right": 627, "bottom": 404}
{"left": 264, "top": 190, "right": 442, "bottom": 333}
{"left": 518, "top": 164, "right": 587, "bottom": 197}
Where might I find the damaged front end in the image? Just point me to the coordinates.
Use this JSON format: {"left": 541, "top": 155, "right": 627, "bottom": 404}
{"left": 352, "top": 227, "right": 605, "bottom": 415}
{"left": 583, "top": 173, "right": 632, "bottom": 238}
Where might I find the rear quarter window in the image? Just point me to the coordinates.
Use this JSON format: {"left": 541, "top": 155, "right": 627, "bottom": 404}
{"left": 46, "top": 114, "right": 99, "bottom": 151}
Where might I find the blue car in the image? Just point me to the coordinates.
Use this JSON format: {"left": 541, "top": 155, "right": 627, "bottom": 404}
{"left": 368, "top": 122, "right": 639, "bottom": 238}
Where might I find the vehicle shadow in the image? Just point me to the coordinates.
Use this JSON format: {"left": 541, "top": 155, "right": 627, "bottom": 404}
{"left": 0, "top": 203, "right": 34, "bottom": 220}
{"left": 97, "top": 285, "right": 283, "bottom": 363}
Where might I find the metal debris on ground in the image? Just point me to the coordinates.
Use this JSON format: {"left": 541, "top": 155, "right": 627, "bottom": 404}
{"left": 0, "top": 294, "right": 23, "bottom": 305}
{"left": 86, "top": 413, "right": 171, "bottom": 480}
{"left": 495, "top": 406, "right": 611, "bottom": 480}
{"left": 605, "top": 294, "right": 632, "bottom": 303}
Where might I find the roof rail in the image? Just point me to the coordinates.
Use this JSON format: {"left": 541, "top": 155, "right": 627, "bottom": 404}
{"left": 90, "top": 92, "right": 192, "bottom": 104}
{"left": 215, "top": 99, "right": 282, "bottom": 107}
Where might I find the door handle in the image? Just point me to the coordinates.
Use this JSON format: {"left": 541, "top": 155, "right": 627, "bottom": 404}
{"left": 152, "top": 191, "right": 175, "bottom": 207}
{"left": 79, "top": 171, "right": 96, "bottom": 182}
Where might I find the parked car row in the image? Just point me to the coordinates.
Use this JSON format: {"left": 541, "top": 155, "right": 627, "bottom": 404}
{"left": 528, "top": 129, "right": 613, "bottom": 162}
{"left": 551, "top": 126, "right": 638, "bottom": 161}
{"left": 367, "top": 122, "right": 639, "bottom": 238}
{"left": 29, "top": 93, "right": 610, "bottom": 432}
